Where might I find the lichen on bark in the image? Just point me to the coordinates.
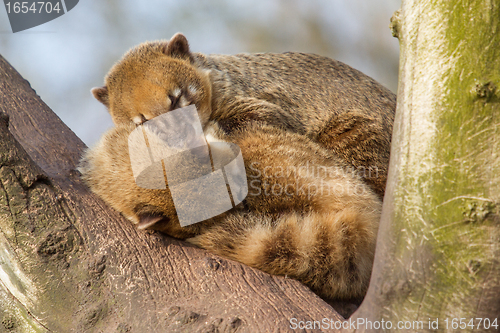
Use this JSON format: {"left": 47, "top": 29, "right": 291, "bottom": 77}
{"left": 351, "top": 0, "right": 500, "bottom": 331}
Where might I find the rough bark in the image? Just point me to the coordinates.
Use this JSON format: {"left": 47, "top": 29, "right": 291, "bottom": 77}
{"left": 0, "top": 55, "right": 344, "bottom": 333}
{"left": 349, "top": 1, "right": 500, "bottom": 332}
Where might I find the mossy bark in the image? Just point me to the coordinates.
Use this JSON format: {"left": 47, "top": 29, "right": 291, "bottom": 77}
{"left": 350, "top": 0, "right": 500, "bottom": 332}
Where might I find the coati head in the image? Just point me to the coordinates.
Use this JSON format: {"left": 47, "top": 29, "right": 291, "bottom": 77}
{"left": 92, "top": 33, "right": 212, "bottom": 127}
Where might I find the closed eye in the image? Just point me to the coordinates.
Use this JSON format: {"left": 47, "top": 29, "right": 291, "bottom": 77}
{"left": 168, "top": 87, "right": 183, "bottom": 110}
{"left": 133, "top": 114, "right": 148, "bottom": 125}
{"left": 169, "top": 94, "right": 180, "bottom": 109}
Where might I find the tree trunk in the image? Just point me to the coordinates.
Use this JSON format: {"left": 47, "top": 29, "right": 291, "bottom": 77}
{"left": 349, "top": 0, "right": 500, "bottom": 332}
{"left": 0, "top": 55, "right": 344, "bottom": 332}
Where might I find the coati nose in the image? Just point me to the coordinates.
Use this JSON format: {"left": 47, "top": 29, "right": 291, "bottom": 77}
{"left": 135, "top": 205, "right": 171, "bottom": 230}
{"left": 137, "top": 213, "right": 170, "bottom": 230}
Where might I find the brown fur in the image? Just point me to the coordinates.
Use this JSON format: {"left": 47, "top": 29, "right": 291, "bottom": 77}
{"left": 92, "top": 33, "right": 395, "bottom": 197}
{"left": 79, "top": 123, "right": 381, "bottom": 300}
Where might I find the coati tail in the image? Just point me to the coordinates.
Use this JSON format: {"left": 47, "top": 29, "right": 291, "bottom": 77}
{"left": 187, "top": 203, "right": 379, "bottom": 300}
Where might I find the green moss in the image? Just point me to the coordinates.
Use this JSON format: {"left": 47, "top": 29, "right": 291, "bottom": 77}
{"left": 380, "top": 0, "right": 500, "bottom": 323}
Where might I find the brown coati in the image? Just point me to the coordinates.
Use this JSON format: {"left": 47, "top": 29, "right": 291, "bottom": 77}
{"left": 91, "top": 33, "right": 395, "bottom": 197}
{"left": 79, "top": 122, "right": 381, "bottom": 301}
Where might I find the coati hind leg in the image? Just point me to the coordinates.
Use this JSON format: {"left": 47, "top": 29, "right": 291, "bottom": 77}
{"left": 316, "top": 111, "right": 390, "bottom": 198}
{"left": 213, "top": 97, "right": 391, "bottom": 199}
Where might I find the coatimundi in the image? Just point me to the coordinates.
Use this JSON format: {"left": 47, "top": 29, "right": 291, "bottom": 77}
{"left": 91, "top": 33, "right": 395, "bottom": 197}
{"left": 81, "top": 33, "right": 395, "bottom": 301}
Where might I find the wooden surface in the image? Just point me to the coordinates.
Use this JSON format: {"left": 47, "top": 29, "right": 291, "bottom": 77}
{"left": 0, "top": 55, "right": 343, "bottom": 332}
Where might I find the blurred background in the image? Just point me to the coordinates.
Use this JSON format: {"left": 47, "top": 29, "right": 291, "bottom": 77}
{"left": 0, "top": 0, "right": 400, "bottom": 146}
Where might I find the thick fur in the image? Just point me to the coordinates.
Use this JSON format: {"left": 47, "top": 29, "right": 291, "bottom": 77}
{"left": 79, "top": 123, "right": 381, "bottom": 300}
{"left": 92, "top": 33, "right": 395, "bottom": 197}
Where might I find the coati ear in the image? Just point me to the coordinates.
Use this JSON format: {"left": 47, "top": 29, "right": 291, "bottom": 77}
{"left": 163, "top": 33, "right": 193, "bottom": 62}
{"left": 91, "top": 86, "right": 109, "bottom": 108}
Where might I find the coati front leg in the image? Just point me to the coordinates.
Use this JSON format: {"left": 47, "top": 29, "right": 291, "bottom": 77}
{"left": 211, "top": 96, "right": 306, "bottom": 136}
